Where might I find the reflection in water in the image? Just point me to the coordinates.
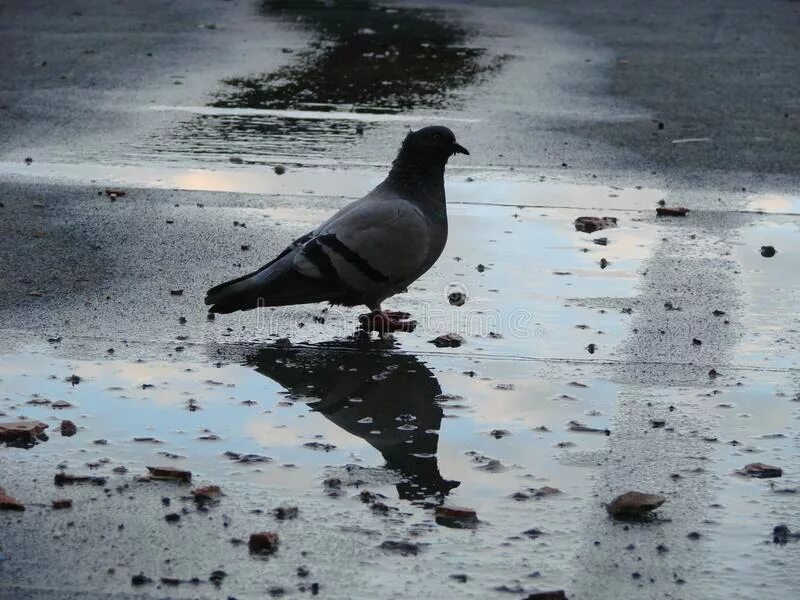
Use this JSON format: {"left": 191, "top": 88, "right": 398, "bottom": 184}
{"left": 245, "top": 340, "right": 459, "bottom": 501}
{"left": 145, "top": 0, "right": 506, "bottom": 163}
{"left": 220, "top": 0, "right": 504, "bottom": 112}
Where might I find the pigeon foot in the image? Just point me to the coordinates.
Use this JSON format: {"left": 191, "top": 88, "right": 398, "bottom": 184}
{"left": 358, "top": 310, "right": 417, "bottom": 334}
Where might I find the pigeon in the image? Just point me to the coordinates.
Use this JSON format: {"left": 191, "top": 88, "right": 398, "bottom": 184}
{"left": 204, "top": 125, "right": 469, "bottom": 332}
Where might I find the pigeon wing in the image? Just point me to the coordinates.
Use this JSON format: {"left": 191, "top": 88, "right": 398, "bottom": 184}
{"left": 294, "top": 196, "right": 430, "bottom": 294}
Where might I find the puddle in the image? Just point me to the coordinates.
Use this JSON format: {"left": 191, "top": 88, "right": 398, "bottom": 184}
{"left": 134, "top": 0, "right": 508, "bottom": 165}
{"left": 1, "top": 344, "right": 615, "bottom": 597}
{"left": 224, "top": 0, "right": 505, "bottom": 113}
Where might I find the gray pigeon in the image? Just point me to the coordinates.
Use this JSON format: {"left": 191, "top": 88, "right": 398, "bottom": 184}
{"left": 204, "top": 125, "right": 469, "bottom": 330}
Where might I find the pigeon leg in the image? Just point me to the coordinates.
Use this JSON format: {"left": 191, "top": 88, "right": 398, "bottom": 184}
{"left": 358, "top": 309, "right": 417, "bottom": 334}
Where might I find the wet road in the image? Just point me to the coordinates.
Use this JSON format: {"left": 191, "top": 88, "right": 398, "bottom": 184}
{"left": 2, "top": 1, "right": 800, "bottom": 599}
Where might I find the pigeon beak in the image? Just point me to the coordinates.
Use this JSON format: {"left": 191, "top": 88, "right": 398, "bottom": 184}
{"left": 451, "top": 142, "right": 470, "bottom": 156}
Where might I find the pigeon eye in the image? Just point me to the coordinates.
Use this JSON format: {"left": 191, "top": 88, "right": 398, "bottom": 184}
{"left": 433, "top": 133, "right": 442, "bottom": 140}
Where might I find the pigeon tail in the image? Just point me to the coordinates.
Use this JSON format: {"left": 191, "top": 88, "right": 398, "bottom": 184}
{"left": 205, "top": 265, "right": 348, "bottom": 314}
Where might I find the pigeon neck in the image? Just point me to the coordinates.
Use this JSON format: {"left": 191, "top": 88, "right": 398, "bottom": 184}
{"left": 385, "top": 153, "right": 447, "bottom": 210}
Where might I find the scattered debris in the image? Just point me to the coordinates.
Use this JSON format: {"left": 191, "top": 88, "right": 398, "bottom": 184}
{"left": 146, "top": 466, "right": 192, "bottom": 483}
{"left": 169, "top": 289, "right": 184, "bottom": 296}
{"left": 428, "top": 333, "right": 464, "bottom": 348}
{"left": 249, "top": 531, "right": 280, "bottom": 555}
{"left": 0, "top": 419, "right": 49, "bottom": 446}
{"left": 593, "top": 237, "right": 608, "bottom": 246}
{"left": 54, "top": 473, "right": 106, "bottom": 486}
{"left": 104, "top": 188, "right": 126, "bottom": 199}
{"left": 435, "top": 505, "right": 478, "bottom": 528}
{"left": 0, "top": 487, "right": 25, "bottom": 511}
{"left": 273, "top": 505, "right": 299, "bottom": 520}
{"left": 379, "top": 540, "right": 419, "bottom": 556}
{"left": 60, "top": 420, "right": 77, "bottom": 437}
{"left": 760, "top": 246, "right": 777, "bottom": 258}
{"left": 191, "top": 485, "right": 222, "bottom": 503}
{"left": 51, "top": 499, "right": 72, "bottom": 510}
{"left": 524, "top": 591, "right": 568, "bottom": 600}
{"left": 606, "top": 491, "right": 666, "bottom": 520}
{"left": 131, "top": 573, "right": 152, "bottom": 586}
{"left": 773, "top": 525, "right": 800, "bottom": 544}
{"left": 656, "top": 207, "right": 689, "bottom": 217}
{"left": 490, "top": 429, "right": 511, "bottom": 439}
{"left": 567, "top": 420, "right": 610, "bottom": 435}
{"left": 737, "top": 463, "right": 782, "bottom": 478}
{"left": 223, "top": 451, "right": 272, "bottom": 463}
{"left": 574, "top": 216, "right": 618, "bottom": 233}
{"left": 303, "top": 442, "right": 336, "bottom": 452}
{"left": 448, "top": 291, "right": 467, "bottom": 306}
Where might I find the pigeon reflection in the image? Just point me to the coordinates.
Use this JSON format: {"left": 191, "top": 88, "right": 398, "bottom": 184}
{"left": 245, "top": 340, "right": 459, "bottom": 501}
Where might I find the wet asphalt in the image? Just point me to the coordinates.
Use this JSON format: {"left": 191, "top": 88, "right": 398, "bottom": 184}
{"left": 2, "top": 1, "right": 800, "bottom": 599}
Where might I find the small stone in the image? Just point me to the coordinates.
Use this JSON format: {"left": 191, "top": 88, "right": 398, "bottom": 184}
{"left": 737, "top": 463, "right": 782, "bottom": 478}
{"left": 448, "top": 291, "right": 467, "bottom": 306}
{"left": 656, "top": 207, "right": 689, "bottom": 217}
{"left": 0, "top": 487, "right": 25, "bottom": 511}
{"left": 524, "top": 592, "right": 568, "bottom": 600}
{"left": 249, "top": 531, "right": 280, "bottom": 555}
{"left": 428, "top": 333, "right": 464, "bottom": 348}
{"left": 0, "top": 420, "right": 49, "bottom": 447}
{"left": 435, "top": 505, "right": 478, "bottom": 528}
{"left": 760, "top": 245, "right": 777, "bottom": 258}
{"left": 131, "top": 573, "right": 151, "bottom": 586}
{"left": 274, "top": 165, "right": 286, "bottom": 175}
{"left": 191, "top": 485, "right": 222, "bottom": 503}
{"left": 687, "top": 531, "right": 701, "bottom": 540}
{"left": 379, "top": 540, "right": 419, "bottom": 556}
{"left": 60, "top": 420, "right": 77, "bottom": 437}
{"left": 51, "top": 499, "right": 72, "bottom": 510}
{"left": 273, "top": 505, "right": 299, "bottom": 520}
{"left": 606, "top": 491, "right": 666, "bottom": 520}
{"left": 54, "top": 473, "right": 106, "bottom": 486}
{"left": 209, "top": 570, "right": 227, "bottom": 586}
{"left": 169, "top": 289, "right": 184, "bottom": 296}
{"left": 567, "top": 420, "right": 609, "bottom": 435}
{"left": 574, "top": 216, "right": 618, "bottom": 233}
{"left": 146, "top": 466, "right": 192, "bottom": 483}
{"left": 522, "top": 528, "right": 544, "bottom": 538}
{"left": 164, "top": 512, "right": 181, "bottom": 523}
{"left": 532, "top": 486, "right": 561, "bottom": 497}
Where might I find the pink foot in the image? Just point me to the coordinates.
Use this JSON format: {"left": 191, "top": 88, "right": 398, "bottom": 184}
{"left": 358, "top": 310, "right": 417, "bottom": 333}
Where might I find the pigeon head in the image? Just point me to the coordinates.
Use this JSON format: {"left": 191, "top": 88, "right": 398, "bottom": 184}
{"left": 400, "top": 126, "right": 470, "bottom": 162}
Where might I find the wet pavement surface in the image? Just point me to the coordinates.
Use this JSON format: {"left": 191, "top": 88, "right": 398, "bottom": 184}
{"left": 2, "top": 1, "right": 800, "bottom": 599}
